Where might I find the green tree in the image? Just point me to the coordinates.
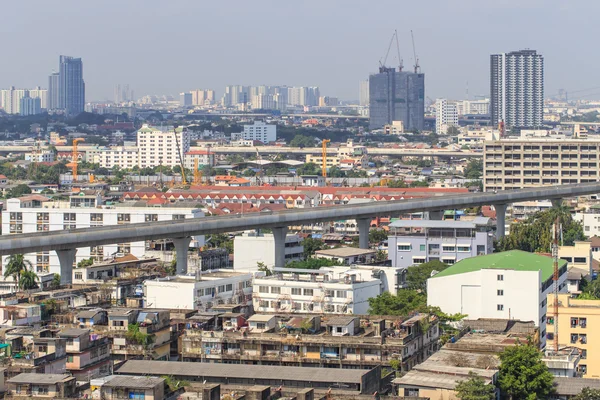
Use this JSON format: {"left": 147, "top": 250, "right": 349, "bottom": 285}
{"left": 368, "top": 290, "right": 427, "bottom": 316}
{"left": 498, "top": 343, "right": 555, "bottom": 400}
{"left": 454, "top": 372, "right": 496, "bottom": 400}
{"left": 6, "top": 184, "right": 32, "bottom": 199}
{"left": 162, "top": 375, "right": 189, "bottom": 393}
{"left": 387, "top": 179, "right": 408, "bottom": 188}
{"left": 406, "top": 260, "right": 448, "bottom": 292}
{"left": 296, "top": 162, "right": 321, "bottom": 176}
{"left": 19, "top": 270, "right": 39, "bottom": 290}
{"left": 257, "top": 261, "right": 272, "bottom": 276}
{"left": 369, "top": 229, "right": 388, "bottom": 244}
{"left": 497, "top": 206, "right": 584, "bottom": 253}
{"left": 579, "top": 279, "right": 600, "bottom": 299}
{"left": 4, "top": 254, "right": 33, "bottom": 289}
{"left": 77, "top": 257, "right": 94, "bottom": 268}
{"left": 51, "top": 274, "right": 61, "bottom": 288}
{"left": 572, "top": 387, "right": 600, "bottom": 400}
{"left": 302, "top": 237, "right": 326, "bottom": 258}
{"left": 464, "top": 159, "right": 483, "bottom": 179}
{"left": 289, "top": 134, "right": 316, "bottom": 148}
{"left": 409, "top": 180, "right": 430, "bottom": 188}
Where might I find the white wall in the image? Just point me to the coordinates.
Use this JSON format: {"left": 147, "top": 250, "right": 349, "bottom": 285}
{"left": 233, "top": 234, "right": 303, "bottom": 271}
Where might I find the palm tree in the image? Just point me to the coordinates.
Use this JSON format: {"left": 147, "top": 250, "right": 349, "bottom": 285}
{"left": 4, "top": 254, "right": 33, "bottom": 290}
{"left": 19, "top": 270, "right": 39, "bottom": 290}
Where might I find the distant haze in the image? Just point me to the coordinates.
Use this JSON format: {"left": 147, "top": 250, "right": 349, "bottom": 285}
{"left": 0, "top": 0, "right": 594, "bottom": 101}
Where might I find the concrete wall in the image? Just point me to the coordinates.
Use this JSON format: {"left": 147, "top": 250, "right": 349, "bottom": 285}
{"left": 233, "top": 234, "right": 303, "bottom": 271}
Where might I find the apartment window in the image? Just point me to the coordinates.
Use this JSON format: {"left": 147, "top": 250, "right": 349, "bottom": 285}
{"left": 196, "top": 289, "right": 204, "bottom": 297}
{"left": 413, "top": 258, "right": 426, "bottom": 264}
{"left": 397, "top": 244, "right": 411, "bottom": 251}
{"left": 457, "top": 246, "right": 471, "bottom": 252}
{"left": 580, "top": 334, "right": 587, "bottom": 344}
{"left": 145, "top": 214, "right": 158, "bottom": 222}
{"left": 580, "top": 318, "right": 587, "bottom": 328}
{"left": 571, "top": 334, "right": 578, "bottom": 344}
{"left": 336, "top": 290, "right": 347, "bottom": 298}
{"left": 303, "top": 288, "right": 314, "bottom": 296}
{"left": 218, "top": 285, "right": 225, "bottom": 293}
{"left": 574, "top": 257, "right": 587, "bottom": 264}
{"left": 582, "top": 349, "right": 588, "bottom": 359}
{"left": 259, "top": 286, "right": 269, "bottom": 293}
{"left": 63, "top": 213, "right": 76, "bottom": 221}
{"left": 419, "top": 244, "right": 426, "bottom": 251}
{"left": 571, "top": 317, "right": 579, "bottom": 328}
{"left": 75, "top": 272, "right": 83, "bottom": 280}
{"left": 291, "top": 288, "right": 301, "bottom": 295}
{"left": 497, "top": 274, "right": 504, "bottom": 281}
{"left": 497, "top": 289, "right": 504, "bottom": 296}
{"left": 173, "top": 214, "right": 186, "bottom": 220}
{"left": 117, "top": 213, "right": 131, "bottom": 223}
{"left": 497, "top": 304, "right": 504, "bottom": 311}
{"left": 90, "top": 213, "right": 103, "bottom": 222}
{"left": 271, "top": 286, "right": 281, "bottom": 294}
{"left": 226, "top": 284, "right": 233, "bottom": 291}
{"left": 442, "top": 245, "right": 455, "bottom": 252}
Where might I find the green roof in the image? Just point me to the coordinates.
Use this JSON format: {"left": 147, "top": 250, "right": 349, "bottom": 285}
{"left": 431, "top": 250, "right": 566, "bottom": 281}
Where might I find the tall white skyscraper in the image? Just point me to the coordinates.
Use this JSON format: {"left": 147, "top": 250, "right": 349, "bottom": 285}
{"left": 490, "top": 49, "right": 544, "bottom": 129}
{"left": 359, "top": 80, "right": 369, "bottom": 106}
{"left": 435, "top": 99, "right": 458, "bottom": 134}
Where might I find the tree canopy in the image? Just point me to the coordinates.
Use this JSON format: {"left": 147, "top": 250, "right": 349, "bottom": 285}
{"left": 289, "top": 135, "right": 316, "bottom": 148}
{"left": 368, "top": 290, "right": 427, "bottom": 316}
{"left": 464, "top": 159, "right": 483, "bottom": 179}
{"left": 454, "top": 372, "right": 496, "bottom": 400}
{"left": 572, "top": 387, "right": 600, "bottom": 400}
{"left": 405, "top": 260, "right": 448, "bottom": 292}
{"left": 6, "top": 184, "right": 32, "bottom": 199}
{"left": 286, "top": 258, "right": 341, "bottom": 270}
{"left": 302, "top": 237, "right": 326, "bottom": 259}
{"left": 498, "top": 343, "right": 555, "bottom": 400}
{"left": 497, "top": 206, "right": 585, "bottom": 253}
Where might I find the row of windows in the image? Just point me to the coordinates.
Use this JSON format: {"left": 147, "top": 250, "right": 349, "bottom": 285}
{"left": 257, "top": 286, "right": 347, "bottom": 298}
{"left": 398, "top": 244, "right": 471, "bottom": 252}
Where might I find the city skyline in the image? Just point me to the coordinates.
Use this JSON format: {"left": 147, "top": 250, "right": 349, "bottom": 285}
{"left": 0, "top": 0, "right": 594, "bottom": 102}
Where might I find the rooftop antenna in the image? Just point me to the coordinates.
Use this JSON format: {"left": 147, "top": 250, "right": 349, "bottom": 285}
{"left": 551, "top": 217, "right": 562, "bottom": 353}
{"left": 394, "top": 29, "right": 403, "bottom": 72}
{"left": 410, "top": 30, "right": 420, "bottom": 73}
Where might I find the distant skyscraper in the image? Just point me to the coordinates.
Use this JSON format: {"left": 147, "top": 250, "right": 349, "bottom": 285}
{"left": 114, "top": 84, "right": 132, "bottom": 103}
{"left": 435, "top": 99, "right": 458, "bottom": 134}
{"left": 28, "top": 86, "right": 47, "bottom": 110}
{"left": 368, "top": 67, "right": 425, "bottom": 131}
{"left": 48, "top": 73, "right": 60, "bottom": 110}
{"left": 359, "top": 80, "right": 369, "bottom": 106}
{"left": 58, "top": 55, "right": 85, "bottom": 115}
{"left": 180, "top": 92, "right": 193, "bottom": 107}
{"left": 20, "top": 95, "right": 41, "bottom": 116}
{"left": 490, "top": 49, "right": 544, "bottom": 129}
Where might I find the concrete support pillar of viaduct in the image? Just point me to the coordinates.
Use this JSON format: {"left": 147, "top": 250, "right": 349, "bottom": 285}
{"left": 494, "top": 203, "right": 507, "bottom": 240}
{"left": 173, "top": 237, "right": 192, "bottom": 275}
{"left": 55, "top": 249, "right": 77, "bottom": 285}
{"left": 551, "top": 198, "right": 563, "bottom": 208}
{"left": 272, "top": 226, "right": 289, "bottom": 269}
{"left": 428, "top": 210, "right": 444, "bottom": 220}
{"left": 357, "top": 218, "right": 371, "bottom": 249}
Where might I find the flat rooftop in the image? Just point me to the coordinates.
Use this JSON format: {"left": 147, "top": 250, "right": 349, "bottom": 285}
{"left": 315, "top": 247, "right": 376, "bottom": 257}
{"left": 103, "top": 375, "right": 164, "bottom": 389}
{"left": 116, "top": 360, "right": 370, "bottom": 385}
{"left": 389, "top": 217, "right": 491, "bottom": 229}
{"left": 8, "top": 373, "right": 72, "bottom": 385}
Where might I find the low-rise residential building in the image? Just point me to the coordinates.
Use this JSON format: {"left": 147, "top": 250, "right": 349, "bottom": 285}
{"left": 575, "top": 206, "right": 600, "bottom": 238}
{"left": 184, "top": 149, "right": 215, "bottom": 169}
{"left": 233, "top": 232, "right": 303, "bottom": 271}
{"left": 182, "top": 313, "right": 439, "bottom": 372}
{"left": 511, "top": 200, "right": 552, "bottom": 220}
{"left": 252, "top": 268, "right": 381, "bottom": 314}
{"left": 387, "top": 218, "right": 494, "bottom": 268}
{"left": 241, "top": 121, "right": 276, "bottom": 143}
{"left": 6, "top": 373, "right": 76, "bottom": 399}
{"left": 98, "top": 375, "right": 165, "bottom": 400}
{"left": 314, "top": 247, "right": 377, "bottom": 265}
{"left": 559, "top": 241, "right": 593, "bottom": 285}
{"left": 547, "top": 293, "right": 600, "bottom": 379}
{"left": 383, "top": 121, "right": 404, "bottom": 135}
{"left": 58, "top": 328, "right": 111, "bottom": 381}
{"left": 24, "top": 150, "right": 54, "bottom": 163}
{"left": 428, "top": 250, "right": 568, "bottom": 348}
{"left": 143, "top": 270, "right": 253, "bottom": 311}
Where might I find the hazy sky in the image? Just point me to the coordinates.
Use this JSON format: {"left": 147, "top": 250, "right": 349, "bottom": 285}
{"left": 1, "top": 0, "right": 596, "bottom": 102}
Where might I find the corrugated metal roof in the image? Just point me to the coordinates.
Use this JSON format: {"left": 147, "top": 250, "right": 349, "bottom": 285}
{"left": 116, "top": 360, "right": 368, "bottom": 383}
{"left": 103, "top": 375, "right": 164, "bottom": 389}
{"left": 8, "top": 373, "right": 72, "bottom": 385}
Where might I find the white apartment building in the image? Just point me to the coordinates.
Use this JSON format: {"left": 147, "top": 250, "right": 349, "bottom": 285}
{"left": 457, "top": 127, "right": 498, "bottom": 149}
{"left": 233, "top": 233, "right": 303, "bottom": 271}
{"left": 137, "top": 124, "right": 190, "bottom": 168}
{"left": 93, "top": 146, "right": 139, "bottom": 169}
{"left": 427, "top": 250, "right": 568, "bottom": 347}
{"left": 483, "top": 139, "right": 600, "bottom": 191}
{"left": 456, "top": 99, "right": 490, "bottom": 116}
{"left": 2, "top": 193, "right": 204, "bottom": 277}
{"left": 184, "top": 150, "right": 215, "bottom": 169}
{"left": 143, "top": 270, "right": 253, "bottom": 311}
{"left": 574, "top": 207, "right": 600, "bottom": 238}
{"left": 25, "top": 150, "right": 54, "bottom": 163}
{"left": 435, "top": 99, "right": 458, "bottom": 134}
{"left": 511, "top": 200, "right": 552, "bottom": 220}
{"left": 241, "top": 122, "right": 276, "bottom": 143}
{"left": 252, "top": 268, "right": 381, "bottom": 314}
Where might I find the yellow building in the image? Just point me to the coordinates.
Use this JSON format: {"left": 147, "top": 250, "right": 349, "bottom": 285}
{"left": 547, "top": 293, "right": 600, "bottom": 378}
{"left": 305, "top": 154, "right": 340, "bottom": 168}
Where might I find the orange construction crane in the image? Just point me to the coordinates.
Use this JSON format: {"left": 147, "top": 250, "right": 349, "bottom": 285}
{"left": 193, "top": 158, "right": 203, "bottom": 186}
{"left": 71, "top": 138, "right": 85, "bottom": 181}
{"left": 322, "top": 139, "right": 331, "bottom": 177}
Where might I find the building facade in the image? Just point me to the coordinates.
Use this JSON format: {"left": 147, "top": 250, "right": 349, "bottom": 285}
{"left": 48, "top": 73, "right": 60, "bottom": 110}
{"left": 58, "top": 55, "right": 85, "bottom": 115}
{"left": 387, "top": 218, "right": 495, "bottom": 269}
{"left": 1, "top": 194, "right": 204, "bottom": 278}
{"left": 233, "top": 233, "right": 303, "bottom": 271}
{"left": 490, "top": 49, "right": 544, "bottom": 128}
{"left": 242, "top": 122, "right": 276, "bottom": 143}
{"left": 428, "top": 250, "right": 568, "bottom": 347}
{"left": 483, "top": 139, "right": 600, "bottom": 191}
{"left": 136, "top": 124, "right": 191, "bottom": 168}
{"left": 435, "top": 99, "right": 458, "bottom": 134}
{"left": 368, "top": 67, "right": 425, "bottom": 131}
{"left": 546, "top": 293, "right": 600, "bottom": 378}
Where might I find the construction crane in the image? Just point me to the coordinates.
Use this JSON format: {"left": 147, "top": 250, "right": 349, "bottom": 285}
{"left": 193, "top": 158, "right": 203, "bottom": 186}
{"left": 172, "top": 125, "right": 187, "bottom": 185}
{"left": 321, "top": 139, "right": 331, "bottom": 177}
{"left": 410, "top": 30, "right": 420, "bottom": 74}
{"left": 71, "top": 138, "right": 85, "bottom": 182}
{"left": 551, "top": 217, "right": 562, "bottom": 352}
{"left": 379, "top": 30, "right": 403, "bottom": 72}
